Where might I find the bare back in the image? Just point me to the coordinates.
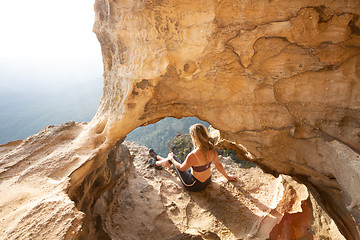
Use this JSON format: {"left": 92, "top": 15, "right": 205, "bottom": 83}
{"left": 191, "top": 148, "right": 216, "bottom": 182}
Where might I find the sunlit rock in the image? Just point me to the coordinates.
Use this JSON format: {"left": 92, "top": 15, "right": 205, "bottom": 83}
{"left": 0, "top": 0, "right": 359, "bottom": 239}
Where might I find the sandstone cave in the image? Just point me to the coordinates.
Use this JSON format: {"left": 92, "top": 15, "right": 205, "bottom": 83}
{"left": 0, "top": 0, "right": 360, "bottom": 239}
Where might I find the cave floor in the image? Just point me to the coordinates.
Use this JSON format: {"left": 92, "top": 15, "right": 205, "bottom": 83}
{"left": 100, "top": 142, "right": 286, "bottom": 240}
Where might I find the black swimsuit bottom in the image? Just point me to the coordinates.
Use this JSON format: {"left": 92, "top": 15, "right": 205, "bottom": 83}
{"left": 171, "top": 155, "right": 211, "bottom": 192}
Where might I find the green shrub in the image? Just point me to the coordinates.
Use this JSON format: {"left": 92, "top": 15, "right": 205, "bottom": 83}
{"left": 167, "top": 132, "right": 193, "bottom": 162}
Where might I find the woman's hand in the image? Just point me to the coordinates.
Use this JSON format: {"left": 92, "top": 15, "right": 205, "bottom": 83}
{"left": 167, "top": 152, "right": 175, "bottom": 163}
{"left": 167, "top": 152, "right": 182, "bottom": 169}
{"left": 167, "top": 152, "right": 174, "bottom": 160}
{"left": 227, "top": 175, "right": 238, "bottom": 181}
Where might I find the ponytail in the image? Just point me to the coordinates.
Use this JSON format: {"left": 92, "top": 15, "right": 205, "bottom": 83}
{"left": 189, "top": 124, "right": 214, "bottom": 161}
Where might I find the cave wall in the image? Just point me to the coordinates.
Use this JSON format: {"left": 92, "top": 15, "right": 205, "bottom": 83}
{"left": 92, "top": 0, "right": 360, "bottom": 239}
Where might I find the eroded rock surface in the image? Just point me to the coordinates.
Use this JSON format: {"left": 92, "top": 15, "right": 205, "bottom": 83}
{"left": 0, "top": 122, "right": 131, "bottom": 240}
{"left": 0, "top": 0, "right": 360, "bottom": 239}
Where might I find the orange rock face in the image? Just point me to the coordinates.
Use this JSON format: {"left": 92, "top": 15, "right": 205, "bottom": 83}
{"left": 269, "top": 200, "right": 313, "bottom": 240}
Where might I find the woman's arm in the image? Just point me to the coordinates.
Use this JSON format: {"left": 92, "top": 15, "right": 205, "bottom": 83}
{"left": 213, "top": 152, "right": 238, "bottom": 181}
{"left": 168, "top": 152, "right": 193, "bottom": 171}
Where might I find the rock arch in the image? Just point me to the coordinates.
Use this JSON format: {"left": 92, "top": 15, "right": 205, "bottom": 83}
{"left": 91, "top": 0, "right": 360, "bottom": 239}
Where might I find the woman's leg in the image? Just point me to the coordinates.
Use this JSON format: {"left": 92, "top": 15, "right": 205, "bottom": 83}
{"left": 154, "top": 155, "right": 172, "bottom": 168}
{"left": 171, "top": 155, "right": 196, "bottom": 187}
{"left": 154, "top": 153, "right": 210, "bottom": 192}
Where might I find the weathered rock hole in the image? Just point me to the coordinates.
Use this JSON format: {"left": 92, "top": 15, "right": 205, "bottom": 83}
{"left": 136, "top": 79, "right": 152, "bottom": 90}
{"left": 94, "top": 119, "right": 108, "bottom": 134}
{"left": 183, "top": 61, "right": 198, "bottom": 75}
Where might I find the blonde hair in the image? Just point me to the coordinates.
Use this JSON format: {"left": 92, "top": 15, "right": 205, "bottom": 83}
{"left": 189, "top": 124, "right": 214, "bottom": 161}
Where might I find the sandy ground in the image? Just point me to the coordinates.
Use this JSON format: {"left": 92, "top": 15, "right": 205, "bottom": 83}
{"left": 97, "top": 142, "right": 288, "bottom": 240}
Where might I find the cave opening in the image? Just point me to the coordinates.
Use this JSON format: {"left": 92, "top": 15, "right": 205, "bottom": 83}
{"left": 125, "top": 116, "right": 256, "bottom": 168}
{"left": 126, "top": 116, "right": 210, "bottom": 157}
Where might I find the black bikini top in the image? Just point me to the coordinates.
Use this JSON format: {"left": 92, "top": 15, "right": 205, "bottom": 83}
{"left": 192, "top": 152, "right": 212, "bottom": 172}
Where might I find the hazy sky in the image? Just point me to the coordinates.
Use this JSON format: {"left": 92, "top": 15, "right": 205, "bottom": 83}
{"left": 0, "top": 0, "right": 104, "bottom": 143}
{"left": 0, "top": 0, "right": 101, "bottom": 61}
{"left": 0, "top": 0, "right": 103, "bottom": 89}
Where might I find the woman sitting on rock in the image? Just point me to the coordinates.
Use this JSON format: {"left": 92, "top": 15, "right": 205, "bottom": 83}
{"left": 149, "top": 123, "right": 238, "bottom": 192}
